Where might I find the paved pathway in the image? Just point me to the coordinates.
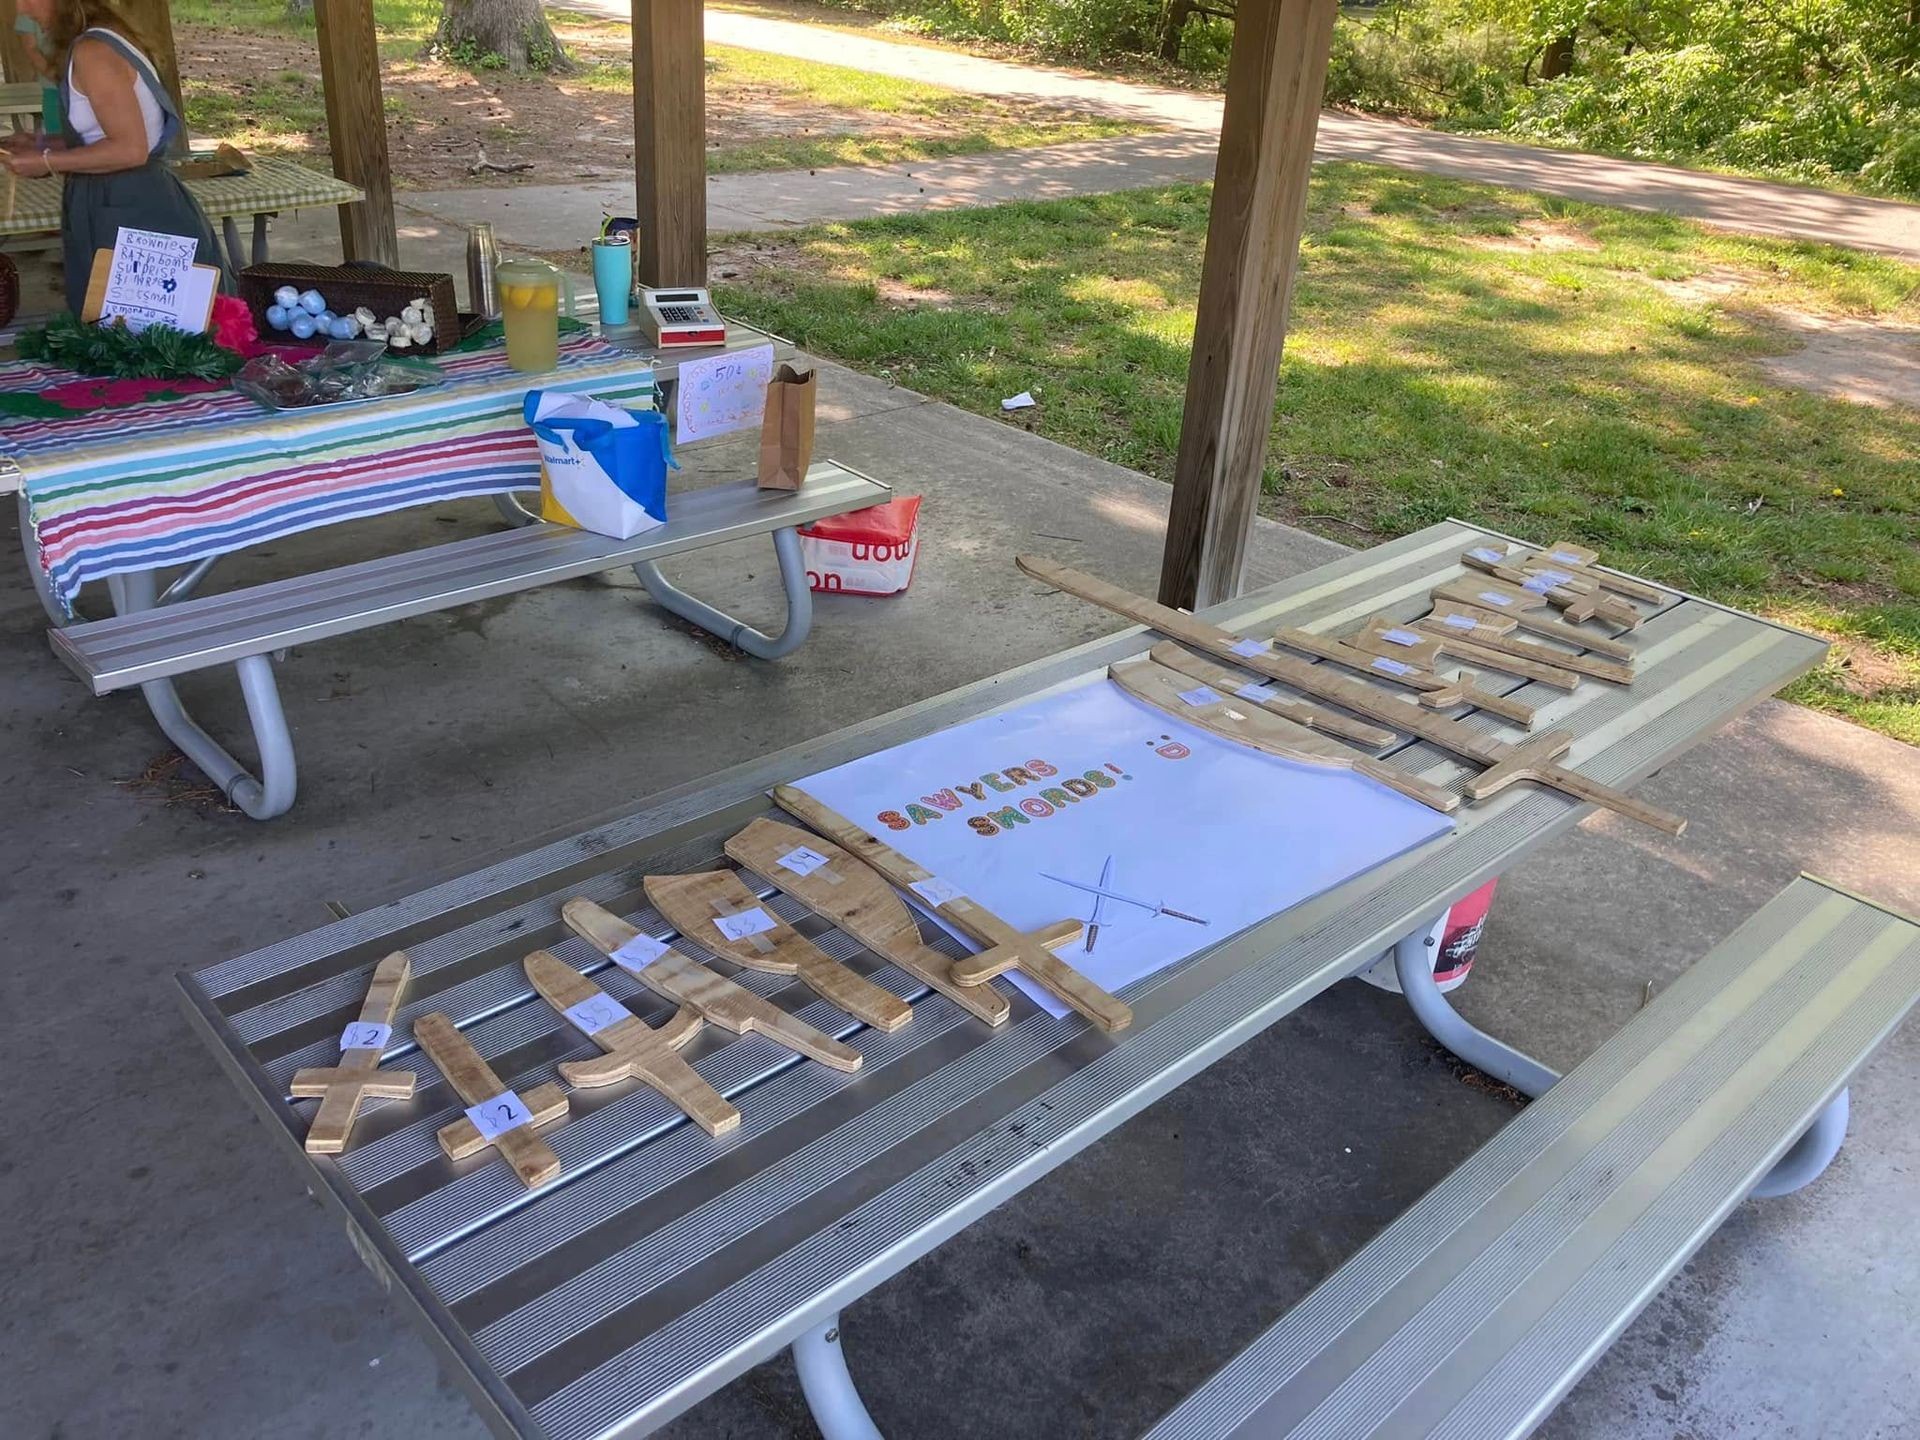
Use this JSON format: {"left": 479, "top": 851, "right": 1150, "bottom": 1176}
{"left": 546, "top": 1, "right": 1920, "bottom": 265}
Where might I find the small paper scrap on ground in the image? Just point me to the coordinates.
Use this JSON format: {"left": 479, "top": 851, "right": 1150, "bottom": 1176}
{"left": 1001, "top": 391, "right": 1036, "bottom": 411}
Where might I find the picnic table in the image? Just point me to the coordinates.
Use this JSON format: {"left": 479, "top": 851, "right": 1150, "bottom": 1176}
{"left": 8, "top": 323, "right": 889, "bottom": 819}
{"left": 0, "top": 154, "right": 363, "bottom": 274}
{"left": 173, "top": 521, "right": 1880, "bottom": 1438}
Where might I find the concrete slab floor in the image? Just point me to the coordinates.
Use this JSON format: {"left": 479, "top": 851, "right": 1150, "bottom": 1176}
{"left": 2, "top": 362, "right": 1915, "bottom": 1440}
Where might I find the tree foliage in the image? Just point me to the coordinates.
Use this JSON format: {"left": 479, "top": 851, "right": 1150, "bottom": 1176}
{"left": 824, "top": 0, "right": 1920, "bottom": 196}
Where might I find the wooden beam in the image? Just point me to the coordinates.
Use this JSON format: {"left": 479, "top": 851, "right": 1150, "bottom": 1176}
{"left": 1158, "top": 0, "right": 1338, "bottom": 610}
{"left": 631, "top": 0, "right": 706, "bottom": 287}
{"left": 0, "top": 1, "right": 38, "bottom": 88}
{"left": 313, "top": 0, "right": 398, "bottom": 266}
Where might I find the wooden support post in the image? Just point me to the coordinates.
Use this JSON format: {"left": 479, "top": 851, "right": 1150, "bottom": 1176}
{"left": 630, "top": 0, "right": 705, "bottom": 287}
{"left": 1158, "top": 0, "right": 1338, "bottom": 610}
{"left": 314, "top": 0, "right": 399, "bottom": 266}
{"left": 0, "top": 1, "right": 38, "bottom": 88}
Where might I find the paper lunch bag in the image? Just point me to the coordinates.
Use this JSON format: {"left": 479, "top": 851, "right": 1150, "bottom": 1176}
{"left": 757, "top": 363, "right": 817, "bottom": 490}
{"left": 524, "top": 390, "right": 676, "bottom": 539}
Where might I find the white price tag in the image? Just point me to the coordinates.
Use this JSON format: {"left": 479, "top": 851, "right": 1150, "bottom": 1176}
{"left": 563, "top": 991, "right": 626, "bottom": 1036}
{"left": 1442, "top": 613, "right": 1480, "bottom": 631}
{"left": 339, "top": 1021, "right": 391, "bottom": 1052}
{"left": 1468, "top": 546, "right": 1506, "bottom": 563}
{"left": 1381, "top": 628, "right": 1421, "bottom": 647}
{"left": 1235, "top": 681, "right": 1277, "bottom": 702}
{"left": 1228, "top": 637, "right": 1270, "bottom": 658}
{"left": 1532, "top": 568, "right": 1573, "bottom": 587}
{"left": 611, "top": 933, "right": 671, "bottom": 972}
{"left": 1522, "top": 574, "right": 1558, "bottom": 594}
{"left": 1477, "top": 590, "right": 1514, "bottom": 607}
{"left": 1371, "top": 656, "right": 1414, "bottom": 677}
{"left": 1178, "top": 685, "right": 1222, "bottom": 707}
{"left": 465, "top": 1090, "right": 532, "bottom": 1142}
{"left": 1547, "top": 549, "right": 1584, "bottom": 566}
{"left": 910, "top": 876, "right": 966, "bottom": 907}
{"left": 777, "top": 845, "right": 832, "bottom": 878}
{"left": 714, "top": 907, "right": 777, "bottom": 942}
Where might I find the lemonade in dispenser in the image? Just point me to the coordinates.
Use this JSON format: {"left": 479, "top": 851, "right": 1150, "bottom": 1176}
{"left": 496, "top": 257, "right": 571, "bottom": 372}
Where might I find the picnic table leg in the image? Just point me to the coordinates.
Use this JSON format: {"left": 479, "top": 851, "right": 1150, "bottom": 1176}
{"left": 252, "top": 213, "right": 271, "bottom": 266}
{"left": 220, "top": 216, "right": 247, "bottom": 278}
{"left": 1747, "top": 1088, "right": 1849, "bottom": 1197}
{"left": 1391, "top": 916, "right": 1559, "bottom": 1098}
{"left": 492, "top": 491, "right": 542, "bottom": 528}
{"left": 792, "top": 1314, "right": 885, "bottom": 1440}
{"left": 107, "top": 568, "right": 299, "bottom": 820}
{"left": 632, "top": 524, "right": 813, "bottom": 660}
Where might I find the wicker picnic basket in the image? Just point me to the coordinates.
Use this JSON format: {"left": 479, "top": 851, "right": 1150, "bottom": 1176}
{"left": 238, "top": 262, "right": 461, "bottom": 354}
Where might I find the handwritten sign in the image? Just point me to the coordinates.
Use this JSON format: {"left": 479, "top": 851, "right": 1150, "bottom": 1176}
{"left": 465, "top": 1090, "right": 533, "bottom": 1142}
{"left": 338, "top": 1021, "right": 392, "bottom": 1052}
{"left": 676, "top": 342, "right": 774, "bottom": 444}
{"left": 89, "top": 230, "right": 218, "bottom": 335}
{"left": 563, "top": 992, "right": 626, "bottom": 1037}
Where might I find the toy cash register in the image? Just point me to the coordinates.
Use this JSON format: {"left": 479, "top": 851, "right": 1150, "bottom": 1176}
{"left": 639, "top": 287, "right": 728, "bottom": 349}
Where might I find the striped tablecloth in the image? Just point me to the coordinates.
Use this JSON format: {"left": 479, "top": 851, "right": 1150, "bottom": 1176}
{"left": 7, "top": 335, "right": 655, "bottom": 612}
{"left": 1, "top": 156, "right": 362, "bottom": 237}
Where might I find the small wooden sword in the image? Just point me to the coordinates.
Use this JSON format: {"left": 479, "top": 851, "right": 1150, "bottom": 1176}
{"left": 524, "top": 949, "right": 739, "bottom": 1136}
{"left": 290, "top": 951, "right": 418, "bottom": 1154}
{"left": 414, "top": 1011, "right": 569, "bottom": 1189}
{"left": 771, "top": 785, "right": 1128, "bottom": 1032}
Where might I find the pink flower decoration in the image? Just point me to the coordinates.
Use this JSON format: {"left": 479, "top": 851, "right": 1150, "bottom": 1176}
{"left": 210, "top": 294, "right": 258, "bottom": 353}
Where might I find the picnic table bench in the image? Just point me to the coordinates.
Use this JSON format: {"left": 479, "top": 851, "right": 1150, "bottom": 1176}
{"left": 173, "top": 519, "right": 1917, "bottom": 1439}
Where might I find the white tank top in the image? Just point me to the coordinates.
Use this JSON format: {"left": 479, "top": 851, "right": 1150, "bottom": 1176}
{"left": 65, "top": 29, "right": 166, "bottom": 152}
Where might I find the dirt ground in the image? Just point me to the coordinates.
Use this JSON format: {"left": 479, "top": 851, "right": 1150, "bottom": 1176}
{"left": 174, "top": 12, "right": 1117, "bottom": 190}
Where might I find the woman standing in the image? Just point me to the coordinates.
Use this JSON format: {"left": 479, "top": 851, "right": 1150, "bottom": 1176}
{"left": 1, "top": 0, "right": 226, "bottom": 312}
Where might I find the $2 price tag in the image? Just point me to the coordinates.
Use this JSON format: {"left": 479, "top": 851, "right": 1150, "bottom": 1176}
{"left": 339, "top": 1021, "right": 392, "bottom": 1052}
{"left": 1177, "top": 685, "right": 1222, "bottom": 707}
{"left": 466, "top": 1090, "right": 532, "bottom": 1142}
{"left": 1228, "top": 637, "right": 1270, "bottom": 658}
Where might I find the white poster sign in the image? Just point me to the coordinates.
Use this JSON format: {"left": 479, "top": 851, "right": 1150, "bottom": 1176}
{"left": 794, "top": 679, "right": 1453, "bottom": 1017}
{"left": 95, "top": 227, "right": 218, "bottom": 334}
{"left": 675, "top": 342, "right": 774, "bottom": 444}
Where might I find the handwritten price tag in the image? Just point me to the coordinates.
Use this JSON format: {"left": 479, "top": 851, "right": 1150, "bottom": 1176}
{"left": 714, "top": 907, "right": 776, "bottom": 943}
{"left": 1381, "top": 628, "right": 1422, "bottom": 647}
{"left": 1228, "top": 637, "right": 1270, "bottom": 658}
{"left": 910, "top": 876, "right": 966, "bottom": 907}
{"left": 1371, "top": 656, "right": 1414, "bottom": 677}
{"left": 675, "top": 342, "right": 775, "bottom": 444}
{"left": 777, "top": 846, "right": 832, "bottom": 878}
{"left": 1468, "top": 546, "right": 1506, "bottom": 564}
{"left": 1178, "top": 685, "right": 1222, "bottom": 707}
{"left": 1235, "top": 681, "right": 1277, "bottom": 702}
{"left": 1477, "top": 591, "right": 1514, "bottom": 608}
{"left": 339, "top": 1021, "right": 392, "bottom": 1052}
{"left": 1442, "top": 613, "right": 1480, "bottom": 631}
{"left": 466, "top": 1090, "right": 532, "bottom": 1142}
{"left": 1522, "top": 574, "right": 1559, "bottom": 594}
{"left": 1532, "top": 569, "right": 1574, "bottom": 587}
{"left": 563, "top": 991, "right": 626, "bottom": 1036}
{"left": 612, "top": 933, "right": 671, "bottom": 972}
{"left": 1548, "top": 550, "right": 1584, "bottom": 566}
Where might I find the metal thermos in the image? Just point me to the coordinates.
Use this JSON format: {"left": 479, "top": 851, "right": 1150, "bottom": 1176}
{"left": 466, "top": 223, "right": 501, "bottom": 320}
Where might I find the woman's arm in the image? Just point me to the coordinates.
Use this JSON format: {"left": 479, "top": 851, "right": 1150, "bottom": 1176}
{"left": 8, "top": 38, "right": 153, "bottom": 176}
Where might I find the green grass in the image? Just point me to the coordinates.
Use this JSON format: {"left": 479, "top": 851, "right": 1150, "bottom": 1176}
{"left": 712, "top": 165, "right": 1920, "bottom": 742}
{"left": 172, "top": 0, "right": 441, "bottom": 42}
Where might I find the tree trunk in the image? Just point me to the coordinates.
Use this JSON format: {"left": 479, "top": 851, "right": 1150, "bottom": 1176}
{"left": 1537, "top": 31, "right": 1575, "bottom": 80}
{"left": 438, "top": 0, "right": 571, "bottom": 73}
{"left": 1160, "top": 0, "right": 1198, "bottom": 63}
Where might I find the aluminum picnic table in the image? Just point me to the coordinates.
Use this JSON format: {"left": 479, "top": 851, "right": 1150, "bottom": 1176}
{"left": 174, "top": 519, "right": 1826, "bottom": 1439}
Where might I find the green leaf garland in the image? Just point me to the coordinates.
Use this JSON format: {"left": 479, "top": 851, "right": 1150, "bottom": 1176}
{"left": 16, "top": 313, "right": 243, "bottom": 382}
